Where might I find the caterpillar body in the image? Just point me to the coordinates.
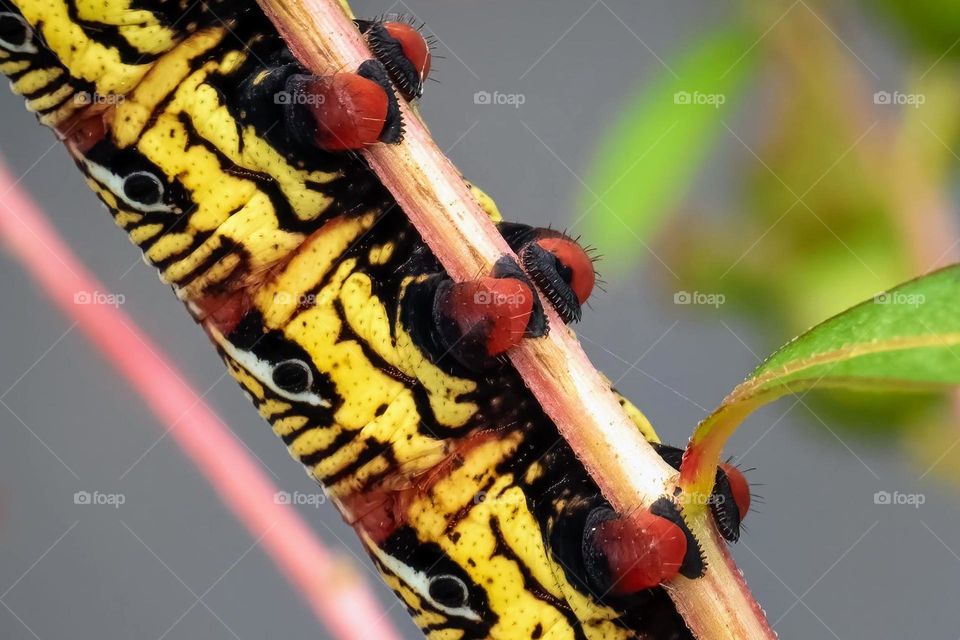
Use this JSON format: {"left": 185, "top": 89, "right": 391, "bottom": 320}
{"left": 0, "top": 2, "right": 751, "bottom": 638}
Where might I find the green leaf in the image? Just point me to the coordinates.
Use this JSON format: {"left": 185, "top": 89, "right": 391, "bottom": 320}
{"left": 578, "top": 27, "right": 757, "bottom": 269}
{"left": 679, "top": 265, "right": 960, "bottom": 503}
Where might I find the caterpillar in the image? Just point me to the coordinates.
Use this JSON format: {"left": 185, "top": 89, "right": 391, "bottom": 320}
{"left": 0, "top": 1, "right": 752, "bottom": 638}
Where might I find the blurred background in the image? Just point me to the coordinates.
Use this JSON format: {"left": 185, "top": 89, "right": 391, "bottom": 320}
{"left": 1, "top": 0, "right": 959, "bottom": 637}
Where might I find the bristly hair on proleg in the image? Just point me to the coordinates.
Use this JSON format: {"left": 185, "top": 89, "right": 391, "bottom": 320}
{"left": 357, "top": 14, "right": 437, "bottom": 100}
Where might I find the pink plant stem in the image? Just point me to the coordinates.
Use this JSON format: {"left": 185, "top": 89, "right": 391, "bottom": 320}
{"left": 0, "top": 159, "right": 401, "bottom": 640}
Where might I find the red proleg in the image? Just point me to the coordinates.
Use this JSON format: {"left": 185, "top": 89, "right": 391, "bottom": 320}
{"left": 593, "top": 510, "right": 688, "bottom": 594}
{"left": 383, "top": 22, "right": 432, "bottom": 85}
{"left": 720, "top": 462, "right": 751, "bottom": 522}
{"left": 299, "top": 74, "right": 389, "bottom": 151}
{"left": 536, "top": 236, "right": 596, "bottom": 305}
{"left": 439, "top": 277, "right": 534, "bottom": 356}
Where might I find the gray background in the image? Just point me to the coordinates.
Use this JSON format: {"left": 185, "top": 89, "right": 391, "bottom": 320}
{"left": 0, "top": 0, "right": 957, "bottom": 638}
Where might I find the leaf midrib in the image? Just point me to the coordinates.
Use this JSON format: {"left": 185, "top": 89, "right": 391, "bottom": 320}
{"left": 728, "top": 332, "right": 960, "bottom": 403}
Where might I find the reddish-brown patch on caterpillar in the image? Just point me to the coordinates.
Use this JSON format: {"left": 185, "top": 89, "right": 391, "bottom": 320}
{"left": 342, "top": 488, "right": 414, "bottom": 545}
{"left": 195, "top": 291, "right": 254, "bottom": 336}
{"left": 59, "top": 109, "right": 110, "bottom": 155}
{"left": 343, "top": 431, "right": 505, "bottom": 544}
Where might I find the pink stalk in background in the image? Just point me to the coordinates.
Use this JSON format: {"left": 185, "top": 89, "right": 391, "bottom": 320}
{"left": 0, "top": 158, "right": 401, "bottom": 640}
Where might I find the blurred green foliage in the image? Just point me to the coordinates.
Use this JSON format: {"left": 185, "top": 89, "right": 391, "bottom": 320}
{"left": 579, "top": 27, "right": 757, "bottom": 268}
{"left": 579, "top": 1, "right": 960, "bottom": 476}
{"left": 874, "top": 0, "right": 960, "bottom": 58}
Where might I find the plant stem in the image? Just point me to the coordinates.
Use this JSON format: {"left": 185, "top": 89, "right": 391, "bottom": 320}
{"left": 255, "top": 0, "right": 776, "bottom": 637}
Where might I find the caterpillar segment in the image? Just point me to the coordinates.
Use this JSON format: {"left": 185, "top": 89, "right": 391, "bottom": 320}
{"left": 0, "top": 2, "right": 752, "bottom": 638}
{"left": 0, "top": 0, "right": 240, "bottom": 128}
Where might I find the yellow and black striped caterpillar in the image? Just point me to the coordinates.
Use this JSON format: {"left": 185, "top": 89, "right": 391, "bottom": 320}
{"left": 0, "top": 2, "right": 752, "bottom": 638}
